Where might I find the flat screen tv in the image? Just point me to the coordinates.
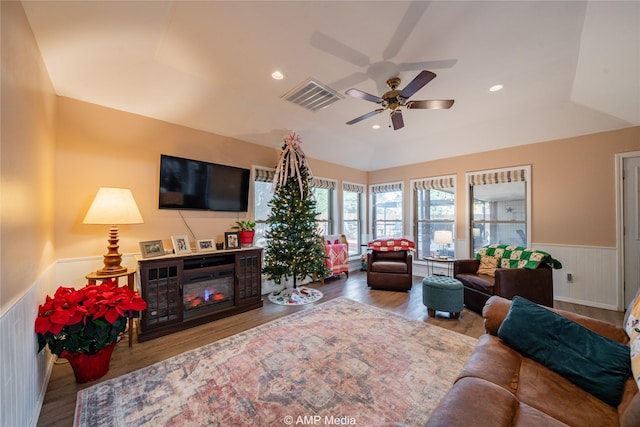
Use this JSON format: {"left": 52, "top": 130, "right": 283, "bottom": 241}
{"left": 158, "top": 154, "right": 250, "bottom": 212}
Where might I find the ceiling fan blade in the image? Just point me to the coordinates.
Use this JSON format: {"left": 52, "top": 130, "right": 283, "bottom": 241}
{"left": 329, "top": 72, "right": 368, "bottom": 91}
{"left": 399, "top": 70, "right": 436, "bottom": 99}
{"left": 346, "top": 88, "right": 384, "bottom": 104}
{"left": 310, "top": 32, "right": 370, "bottom": 67}
{"left": 346, "top": 109, "right": 385, "bottom": 125}
{"left": 406, "top": 99, "right": 455, "bottom": 109}
{"left": 382, "top": 1, "right": 430, "bottom": 60}
{"left": 398, "top": 59, "right": 458, "bottom": 71}
{"left": 391, "top": 110, "right": 404, "bottom": 130}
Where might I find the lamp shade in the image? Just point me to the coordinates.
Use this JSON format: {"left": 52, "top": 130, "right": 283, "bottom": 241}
{"left": 83, "top": 188, "right": 143, "bottom": 225}
{"left": 434, "top": 230, "right": 453, "bottom": 245}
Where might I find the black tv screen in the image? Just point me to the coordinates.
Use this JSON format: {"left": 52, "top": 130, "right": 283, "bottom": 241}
{"left": 159, "top": 154, "right": 250, "bottom": 212}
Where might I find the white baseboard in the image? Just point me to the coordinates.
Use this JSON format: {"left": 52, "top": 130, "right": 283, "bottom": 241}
{"left": 553, "top": 295, "right": 620, "bottom": 312}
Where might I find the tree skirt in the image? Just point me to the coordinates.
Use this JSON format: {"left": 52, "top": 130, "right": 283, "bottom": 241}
{"left": 268, "top": 286, "right": 323, "bottom": 305}
{"left": 74, "top": 297, "right": 477, "bottom": 426}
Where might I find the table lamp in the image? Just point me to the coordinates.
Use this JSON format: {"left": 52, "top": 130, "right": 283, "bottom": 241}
{"left": 434, "top": 230, "right": 453, "bottom": 259}
{"left": 83, "top": 187, "right": 144, "bottom": 275}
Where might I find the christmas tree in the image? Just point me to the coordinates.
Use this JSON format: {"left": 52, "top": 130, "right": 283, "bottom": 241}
{"left": 262, "top": 132, "right": 329, "bottom": 292}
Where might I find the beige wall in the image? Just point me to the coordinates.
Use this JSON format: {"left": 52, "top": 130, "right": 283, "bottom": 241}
{"left": 368, "top": 126, "right": 640, "bottom": 248}
{"left": 54, "top": 93, "right": 640, "bottom": 262}
{"left": 54, "top": 97, "right": 367, "bottom": 261}
{"left": 1, "top": 1, "right": 57, "bottom": 312}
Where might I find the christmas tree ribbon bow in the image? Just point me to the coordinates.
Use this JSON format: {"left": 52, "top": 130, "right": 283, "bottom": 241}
{"left": 273, "top": 131, "right": 313, "bottom": 197}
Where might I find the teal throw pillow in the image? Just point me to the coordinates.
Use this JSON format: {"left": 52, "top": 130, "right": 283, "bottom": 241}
{"left": 497, "top": 296, "right": 631, "bottom": 407}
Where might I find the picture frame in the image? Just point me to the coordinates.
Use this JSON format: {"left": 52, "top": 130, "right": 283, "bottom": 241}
{"left": 224, "top": 231, "right": 240, "bottom": 250}
{"left": 139, "top": 240, "right": 165, "bottom": 259}
{"left": 196, "top": 239, "right": 216, "bottom": 252}
{"left": 171, "top": 235, "right": 192, "bottom": 255}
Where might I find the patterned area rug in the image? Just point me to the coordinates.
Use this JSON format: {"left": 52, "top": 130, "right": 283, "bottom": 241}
{"left": 74, "top": 297, "right": 476, "bottom": 426}
{"left": 268, "top": 286, "right": 323, "bottom": 305}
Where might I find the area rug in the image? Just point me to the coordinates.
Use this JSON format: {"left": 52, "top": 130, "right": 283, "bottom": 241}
{"left": 268, "top": 286, "right": 323, "bottom": 305}
{"left": 74, "top": 297, "right": 476, "bottom": 427}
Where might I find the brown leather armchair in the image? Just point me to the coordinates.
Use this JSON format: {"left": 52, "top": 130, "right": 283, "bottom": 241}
{"left": 367, "top": 250, "right": 413, "bottom": 291}
{"left": 454, "top": 259, "right": 553, "bottom": 313}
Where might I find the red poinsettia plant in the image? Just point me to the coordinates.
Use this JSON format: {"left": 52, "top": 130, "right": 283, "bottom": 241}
{"left": 35, "top": 280, "right": 147, "bottom": 356}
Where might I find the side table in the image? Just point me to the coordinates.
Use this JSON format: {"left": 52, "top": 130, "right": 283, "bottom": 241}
{"left": 85, "top": 268, "right": 137, "bottom": 347}
{"left": 423, "top": 257, "right": 456, "bottom": 277}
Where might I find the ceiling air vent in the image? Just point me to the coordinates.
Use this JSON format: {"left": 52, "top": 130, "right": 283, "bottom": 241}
{"left": 281, "top": 78, "right": 343, "bottom": 112}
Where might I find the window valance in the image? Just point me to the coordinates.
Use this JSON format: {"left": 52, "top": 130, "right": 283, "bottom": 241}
{"left": 413, "top": 176, "right": 455, "bottom": 191}
{"left": 254, "top": 167, "right": 275, "bottom": 182}
{"left": 342, "top": 182, "right": 365, "bottom": 193}
{"left": 469, "top": 168, "right": 527, "bottom": 185}
{"left": 370, "top": 182, "right": 403, "bottom": 194}
{"left": 310, "top": 177, "right": 336, "bottom": 189}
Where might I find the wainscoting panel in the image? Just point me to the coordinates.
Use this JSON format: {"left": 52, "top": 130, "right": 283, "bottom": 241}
{"left": 523, "top": 244, "right": 619, "bottom": 311}
{"left": 56, "top": 254, "right": 140, "bottom": 289}
{"left": 0, "top": 263, "right": 56, "bottom": 427}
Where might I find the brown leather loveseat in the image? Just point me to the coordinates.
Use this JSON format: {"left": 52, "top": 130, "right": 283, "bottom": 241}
{"left": 426, "top": 296, "right": 640, "bottom": 427}
{"left": 454, "top": 259, "right": 553, "bottom": 313}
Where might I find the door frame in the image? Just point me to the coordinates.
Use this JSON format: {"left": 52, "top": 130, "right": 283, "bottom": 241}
{"left": 616, "top": 150, "right": 640, "bottom": 311}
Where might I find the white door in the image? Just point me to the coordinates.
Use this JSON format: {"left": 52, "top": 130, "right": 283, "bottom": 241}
{"left": 624, "top": 156, "right": 640, "bottom": 307}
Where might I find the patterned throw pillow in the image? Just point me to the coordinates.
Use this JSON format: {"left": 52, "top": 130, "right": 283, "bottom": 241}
{"left": 624, "top": 289, "right": 640, "bottom": 390}
{"left": 476, "top": 255, "right": 498, "bottom": 277}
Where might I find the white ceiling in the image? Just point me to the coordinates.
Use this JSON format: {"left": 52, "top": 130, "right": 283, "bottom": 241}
{"left": 22, "top": 1, "right": 640, "bottom": 171}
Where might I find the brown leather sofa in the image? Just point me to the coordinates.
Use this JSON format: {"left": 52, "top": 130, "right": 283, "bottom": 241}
{"left": 454, "top": 259, "right": 553, "bottom": 313}
{"left": 366, "top": 250, "right": 413, "bottom": 291}
{"left": 426, "top": 296, "right": 640, "bottom": 427}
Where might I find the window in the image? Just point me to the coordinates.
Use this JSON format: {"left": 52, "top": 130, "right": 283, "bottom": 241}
{"left": 253, "top": 167, "right": 275, "bottom": 248}
{"left": 413, "top": 176, "right": 456, "bottom": 259}
{"left": 343, "top": 182, "right": 365, "bottom": 257}
{"left": 468, "top": 167, "right": 530, "bottom": 255}
{"left": 310, "top": 177, "right": 336, "bottom": 235}
{"left": 371, "top": 182, "right": 403, "bottom": 239}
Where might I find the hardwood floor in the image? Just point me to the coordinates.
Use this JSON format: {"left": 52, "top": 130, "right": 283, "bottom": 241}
{"left": 36, "top": 270, "right": 623, "bottom": 426}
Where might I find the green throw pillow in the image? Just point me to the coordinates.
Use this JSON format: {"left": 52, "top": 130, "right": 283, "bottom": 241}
{"left": 497, "top": 296, "right": 631, "bottom": 407}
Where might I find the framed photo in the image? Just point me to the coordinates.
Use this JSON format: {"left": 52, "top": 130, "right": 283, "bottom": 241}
{"left": 224, "top": 231, "right": 240, "bottom": 250}
{"left": 139, "top": 240, "right": 165, "bottom": 259}
{"left": 196, "top": 239, "right": 216, "bottom": 252}
{"left": 171, "top": 235, "right": 192, "bottom": 255}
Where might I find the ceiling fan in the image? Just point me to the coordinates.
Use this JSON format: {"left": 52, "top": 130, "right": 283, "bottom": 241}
{"left": 345, "top": 70, "right": 454, "bottom": 130}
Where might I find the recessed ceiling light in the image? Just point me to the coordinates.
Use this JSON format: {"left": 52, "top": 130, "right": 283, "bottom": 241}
{"left": 489, "top": 84, "right": 503, "bottom": 92}
{"left": 271, "top": 71, "right": 284, "bottom": 80}
{"left": 372, "top": 124, "right": 381, "bottom": 130}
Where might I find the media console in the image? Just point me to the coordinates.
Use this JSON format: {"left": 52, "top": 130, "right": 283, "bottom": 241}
{"left": 137, "top": 247, "right": 262, "bottom": 341}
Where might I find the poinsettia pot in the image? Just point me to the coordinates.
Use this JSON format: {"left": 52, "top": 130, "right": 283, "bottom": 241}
{"left": 61, "top": 341, "right": 117, "bottom": 383}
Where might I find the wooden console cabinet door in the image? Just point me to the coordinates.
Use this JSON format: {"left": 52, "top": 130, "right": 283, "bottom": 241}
{"left": 235, "top": 249, "right": 262, "bottom": 305}
{"left": 140, "top": 259, "right": 183, "bottom": 331}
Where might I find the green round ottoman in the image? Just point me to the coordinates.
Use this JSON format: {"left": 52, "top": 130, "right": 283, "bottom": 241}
{"left": 422, "top": 275, "right": 464, "bottom": 319}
